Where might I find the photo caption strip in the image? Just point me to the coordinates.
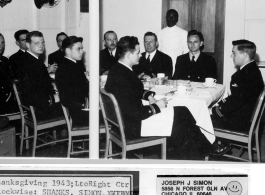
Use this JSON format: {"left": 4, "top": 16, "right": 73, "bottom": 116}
{"left": 0, "top": 170, "right": 139, "bottom": 195}
{"left": 157, "top": 175, "right": 248, "bottom": 195}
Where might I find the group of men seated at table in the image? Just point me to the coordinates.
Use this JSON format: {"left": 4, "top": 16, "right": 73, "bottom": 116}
{"left": 100, "top": 9, "right": 264, "bottom": 159}
{"left": 0, "top": 8, "right": 263, "bottom": 160}
{"left": 0, "top": 30, "right": 89, "bottom": 129}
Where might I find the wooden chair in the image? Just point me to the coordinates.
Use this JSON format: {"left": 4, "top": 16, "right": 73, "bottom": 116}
{"left": 13, "top": 82, "right": 69, "bottom": 157}
{"left": 99, "top": 89, "right": 167, "bottom": 159}
{"left": 61, "top": 105, "right": 106, "bottom": 158}
{"left": 207, "top": 88, "right": 265, "bottom": 162}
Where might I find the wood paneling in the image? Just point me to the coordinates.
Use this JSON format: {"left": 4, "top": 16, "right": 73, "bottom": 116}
{"left": 214, "top": 0, "right": 225, "bottom": 83}
{"left": 161, "top": 0, "right": 170, "bottom": 29}
{"left": 189, "top": 0, "right": 216, "bottom": 52}
{"left": 169, "top": 0, "right": 189, "bottom": 30}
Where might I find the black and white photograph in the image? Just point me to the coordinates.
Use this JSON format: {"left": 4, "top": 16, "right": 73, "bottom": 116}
{"left": 1, "top": 0, "right": 265, "bottom": 163}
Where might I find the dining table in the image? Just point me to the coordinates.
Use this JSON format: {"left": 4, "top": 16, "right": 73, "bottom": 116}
{"left": 141, "top": 81, "right": 226, "bottom": 144}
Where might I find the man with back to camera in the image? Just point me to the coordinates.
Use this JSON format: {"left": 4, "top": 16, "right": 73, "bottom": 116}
{"left": 105, "top": 36, "right": 221, "bottom": 160}
{"left": 100, "top": 31, "right": 121, "bottom": 75}
{"left": 48, "top": 32, "right": 68, "bottom": 69}
{"left": 0, "top": 33, "right": 18, "bottom": 114}
{"left": 9, "top": 29, "right": 29, "bottom": 80}
{"left": 173, "top": 30, "right": 217, "bottom": 82}
{"left": 211, "top": 40, "right": 264, "bottom": 135}
{"left": 55, "top": 36, "right": 89, "bottom": 126}
{"left": 157, "top": 9, "right": 189, "bottom": 76}
{"left": 20, "top": 31, "right": 62, "bottom": 119}
{"left": 132, "top": 31, "right": 173, "bottom": 79}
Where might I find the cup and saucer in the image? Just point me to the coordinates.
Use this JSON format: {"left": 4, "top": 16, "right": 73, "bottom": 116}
{"left": 176, "top": 85, "right": 191, "bottom": 96}
{"left": 202, "top": 78, "right": 217, "bottom": 88}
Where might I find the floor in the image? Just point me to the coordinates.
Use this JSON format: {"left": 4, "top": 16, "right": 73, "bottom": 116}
{"left": 8, "top": 120, "right": 265, "bottom": 162}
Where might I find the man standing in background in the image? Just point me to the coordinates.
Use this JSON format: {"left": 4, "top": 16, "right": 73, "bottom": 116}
{"left": 157, "top": 9, "right": 189, "bottom": 76}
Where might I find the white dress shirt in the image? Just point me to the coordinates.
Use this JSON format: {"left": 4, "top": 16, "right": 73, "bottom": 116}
{"left": 145, "top": 49, "right": 157, "bottom": 62}
{"left": 157, "top": 25, "right": 189, "bottom": 74}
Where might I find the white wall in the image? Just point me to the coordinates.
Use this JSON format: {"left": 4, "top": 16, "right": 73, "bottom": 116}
{"left": 224, "top": 0, "right": 265, "bottom": 91}
{"left": 0, "top": 0, "right": 90, "bottom": 69}
{"left": 100, "top": 0, "right": 162, "bottom": 53}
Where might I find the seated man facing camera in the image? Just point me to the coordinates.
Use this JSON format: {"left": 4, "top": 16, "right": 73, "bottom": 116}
{"left": 105, "top": 36, "right": 220, "bottom": 160}
{"left": 20, "top": 31, "right": 62, "bottom": 120}
{"left": 173, "top": 30, "right": 217, "bottom": 82}
{"left": 132, "top": 32, "right": 172, "bottom": 79}
{"left": 55, "top": 36, "right": 89, "bottom": 126}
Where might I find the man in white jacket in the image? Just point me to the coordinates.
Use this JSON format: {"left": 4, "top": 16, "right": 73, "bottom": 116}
{"left": 157, "top": 9, "right": 189, "bottom": 76}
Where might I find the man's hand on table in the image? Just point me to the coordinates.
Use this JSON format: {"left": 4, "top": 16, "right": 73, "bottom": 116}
{"left": 155, "top": 98, "right": 168, "bottom": 109}
{"left": 138, "top": 73, "right": 152, "bottom": 81}
{"left": 148, "top": 95, "right": 168, "bottom": 109}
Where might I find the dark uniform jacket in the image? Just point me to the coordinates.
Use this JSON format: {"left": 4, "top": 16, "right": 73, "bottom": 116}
{"left": 105, "top": 62, "right": 160, "bottom": 139}
{"left": 132, "top": 50, "right": 173, "bottom": 79}
{"left": 173, "top": 52, "right": 217, "bottom": 82}
{"left": 0, "top": 56, "right": 18, "bottom": 114}
{"left": 9, "top": 49, "right": 25, "bottom": 80}
{"left": 212, "top": 61, "right": 264, "bottom": 132}
{"left": 100, "top": 48, "right": 120, "bottom": 75}
{"left": 55, "top": 57, "right": 89, "bottom": 126}
{"left": 48, "top": 49, "right": 86, "bottom": 72}
{"left": 48, "top": 49, "right": 64, "bottom": 65}
{"left": 20, "top": 52, "right": 56, "bottom": 108}
{"left": 56, "top": 57, "right": 89, "bottom": 109}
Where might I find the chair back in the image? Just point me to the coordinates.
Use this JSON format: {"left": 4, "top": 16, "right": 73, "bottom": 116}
{"left": 61, "top": 104, "right": 73, "bottom": 130}
{"left": 99, "top": 89, "right": 126, "bottom": 147}
{"left": 12, "top": 81, "right": 30, "bottom": 118}
{"left": 249, "top": 88, "right": 265, "bottom": 138}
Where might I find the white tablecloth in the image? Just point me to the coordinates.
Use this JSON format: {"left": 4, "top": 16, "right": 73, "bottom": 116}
{"left": 141, "top": 82, "right": 226, "bottom": 144}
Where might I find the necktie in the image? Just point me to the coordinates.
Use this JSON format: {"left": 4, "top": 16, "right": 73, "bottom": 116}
{"left": 191, "top": 55, "right": 195, "bottom": 63}
{"left": 110, "top": 51, "right": 114, "bottom": 57}
{"left": 147, "top": 55, "right": 151, "bottom": 63}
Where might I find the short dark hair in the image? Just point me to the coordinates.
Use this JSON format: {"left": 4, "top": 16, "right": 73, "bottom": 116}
{"left": 166, "top": 9, "right": 179, "bottom": 23}
{"left": 232, "top": 39, "right": 256, "bottom": 60}
{"left": 144, "top": 32, "right": 157, "bottom": 41}
{"left": 14, "top": 30, "right": 29, "bottom": 41}
{"left": 104, "top": 31, "right": 117, "bottom": 40}
{"left": 0, "top": 33, "right": 3, "bottom": 38}
{"left": 117, "top": 36, "right": 139, "bottom": 59}
{"left": 56, "top": 32, "right": 68, "bottom": 42}
{"left": 188, "top": 30, "right": 204, "bottom": 42}
{"left": 188, "top": 30, "right": 204, "bottom": 50}
{"left": 26, "top": 31, "right": 43, "bottom": 43}
{"left": 62, "top": 36, "right": 83, "bottom": 52}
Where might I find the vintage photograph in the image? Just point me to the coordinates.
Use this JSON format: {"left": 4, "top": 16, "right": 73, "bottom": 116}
{"left": 0, "top": 0, "right": 265, "bottom": 162}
